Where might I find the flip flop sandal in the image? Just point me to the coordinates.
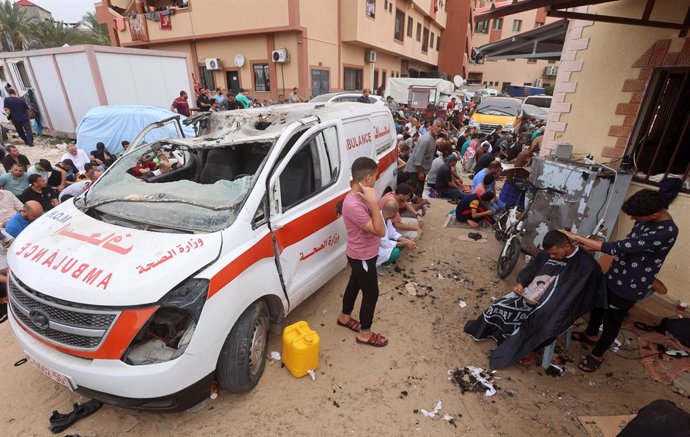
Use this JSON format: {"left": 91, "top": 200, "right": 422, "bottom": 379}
{"left": 468, "top": 232, "right": 483, "bottom": 241}
{"left": 633, "top": 321, "right": 659, "bottom": 332}
{"left": 356, "top": 332, "right": 389, "bottom": 347}
{"left": 571, "top": 331, "right": 598, "bottom": 345}
{"left": 578, "top": 355, "right": 603, "bottom": 373}
{"left": 337, "top": 318, "right": 361, "bottom": 332}
{"left": 49, "top": 400, "right": 103, "bottom": 434}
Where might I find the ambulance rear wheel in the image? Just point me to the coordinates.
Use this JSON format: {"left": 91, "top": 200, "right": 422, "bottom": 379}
{"left": 216, "top": 300, "right": 270, "bottom": 393}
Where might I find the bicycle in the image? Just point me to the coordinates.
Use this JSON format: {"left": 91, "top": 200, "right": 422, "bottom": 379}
{"left": 494, "top": 178, "right": 564, "bottom": 279}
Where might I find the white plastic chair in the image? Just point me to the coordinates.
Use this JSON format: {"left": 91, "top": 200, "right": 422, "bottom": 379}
{"left": 541, "top": 325, "right": 573, "bottom": 369}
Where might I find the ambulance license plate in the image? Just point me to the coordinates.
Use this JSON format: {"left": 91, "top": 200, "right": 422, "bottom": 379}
{"left": 26, "top": 354, "right": 74, "bottom": 390}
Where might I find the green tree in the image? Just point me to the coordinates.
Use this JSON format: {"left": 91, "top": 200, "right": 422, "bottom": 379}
{"left": 81, "top": 11, "right": 110, "bottom": 46}
{"left": 0, "top": 0, "right": 33, "bottom": 51}
{"left": 29, "top": 20, "right": 93, "bottom": 48}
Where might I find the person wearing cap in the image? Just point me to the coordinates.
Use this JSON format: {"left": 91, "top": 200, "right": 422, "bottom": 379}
{"left": 19, "top": 174, "right": 57, "bottom": 212}
{"left": 61, "top": 144, "right": 90, "bottom": 174}
{"left": 27, "top": 158, "right": 67, "bottom": 192}
{"left": 434, "top": 154, "right": 465, "bottom": 201}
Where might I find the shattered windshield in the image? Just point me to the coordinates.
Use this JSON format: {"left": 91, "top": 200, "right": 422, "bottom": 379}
{"left": 476, "top": 98, "right": 520, "bottom": 116}
{"left": 80, "top": 141, "right": 266, "bottom": 232}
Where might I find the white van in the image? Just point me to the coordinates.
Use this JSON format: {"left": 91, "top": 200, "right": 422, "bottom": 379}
{"left": 7, "top": 103, "right": 397, "bottom": 411}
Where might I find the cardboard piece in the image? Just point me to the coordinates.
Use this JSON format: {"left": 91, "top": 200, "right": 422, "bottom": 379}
{"left": 578, "top": 415, "right": 635, "bottom": 437}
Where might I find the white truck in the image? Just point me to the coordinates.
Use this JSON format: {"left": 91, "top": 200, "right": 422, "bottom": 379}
{"left": 7, "top": 102, "right": 398, "bottom": 411}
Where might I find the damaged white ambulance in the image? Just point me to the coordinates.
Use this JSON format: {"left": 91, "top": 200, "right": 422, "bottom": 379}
{"left": 7, "top": 103, "right": 397, "bottom": 410}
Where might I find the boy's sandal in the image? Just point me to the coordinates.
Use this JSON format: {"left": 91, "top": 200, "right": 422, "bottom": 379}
{"left": 337, "top": 318, "right": 361, "bottom": 332}
{"left": 578, "top": 355, "right": 603, "bottom": 373}
{"left": 356, "top": 332, "right": 389, "bottom": 347}
{"left": 571, "top": 331, "right": 598, "bottom": 345}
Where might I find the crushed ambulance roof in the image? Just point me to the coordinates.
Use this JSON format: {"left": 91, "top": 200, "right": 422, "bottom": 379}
{"left": 171, "top": 102, "right": 374, "bottom": 148}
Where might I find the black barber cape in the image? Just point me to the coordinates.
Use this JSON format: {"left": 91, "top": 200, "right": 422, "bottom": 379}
{"left": 464, "top": 248, "right": 607, "bottom": 369}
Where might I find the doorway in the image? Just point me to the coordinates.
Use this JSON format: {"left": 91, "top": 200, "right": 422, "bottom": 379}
{"left": 226, "top": 70, "right": 240, "bottom": 93}
{"left": 311, "top": 69, "right": 329, "bottom": 98}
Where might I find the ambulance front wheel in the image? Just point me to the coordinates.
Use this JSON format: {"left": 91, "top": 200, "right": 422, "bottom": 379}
{"left": 216, "top": 300, "right": 270, "bottom": 393}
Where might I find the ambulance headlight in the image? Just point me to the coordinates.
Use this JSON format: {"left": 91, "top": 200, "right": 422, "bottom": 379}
{"left": 121, "top": 279, "right": 208, "bottom": 365}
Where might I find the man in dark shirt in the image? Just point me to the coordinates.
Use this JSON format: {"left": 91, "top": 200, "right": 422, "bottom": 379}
{"left": 357, "top": 89, "right": 372, "bottom": 104}
{"left": 564, "top": 189, "right": 678, "bottom": 372}
{"left": 20, "top": 174, "right": 56, "bottom": 212}
{"left": 90, "top": 142, "right": 115, "bottom": 168}
{"left": 3, "top": 89, "right": 33, "bottom": 147}
{"left": 2, "top": 145, "right": 30, "bottom": 172}
{"left": 435, "top": 154, "right": 465, "bottom": 200}
{"left": 226, "top": 93, "right": 242, "bottom": 110}
{"left": 197, "top": 88, "right": 211, "bottom": 112}
{"left": 473, "top": 152, "right": 496, "bottom": 174}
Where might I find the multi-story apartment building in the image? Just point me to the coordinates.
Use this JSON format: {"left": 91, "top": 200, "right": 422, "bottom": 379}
{"left": 95, "top": 0, "right": 471, "bottom": 101}
{"left": 468, "top": 0, "right": 559, "bottom": 91}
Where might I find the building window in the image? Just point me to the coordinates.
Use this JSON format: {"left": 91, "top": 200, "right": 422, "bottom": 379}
{"left": 422, "top": 27, "right": 429, "bottom": 53}
{"left": 527, "top": 59, "right": 537, "bottom": 64}
{"left": 492, "top": 18, "right": 502, "bottom": 30}
{"left": 535, "top": 21, "right": 544, "bottom": 28}
{"left": 343, "top": 67, "right": 363, "bottom": 91}
{"left": 512, "top": 19, "right": 522, "bottom": 32}
{"left": 430, "top": 31, "right": 435, "bottom": 45}
{"left": 475, "top": 20, "right": 489, "bottom": 33}
{"left": 407, "top": 16, "right": 413, "bottom": 37}
{"left": 253, "top": 63, "right": 270, "bottom": 92}
{"left": 436, "top": 35, "right": 441, "bottom": 51}
{"left": 13, "top": 61, "right": 31, "bottom": 90}
{"left": 629, "top": 68, "right": 690, "bottom": 191}
{"left": 366, "top": 0, "right": 375, "bottom": 18}
{"left": 394, "top": 8, "right": 405, "bottom": 41}
{"left": 416, "top": 23, "right": 422, "bottom": 41}
{"left": 311, "top": 69, "right": 330, "bottom": 97}
{"left": 198, "top": 66, "right": 215, "bottom": 91}
{"left": 548, "top": 60, "right": 556, "bottom": 64}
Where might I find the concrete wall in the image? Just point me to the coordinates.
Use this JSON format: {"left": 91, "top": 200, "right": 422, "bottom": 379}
{"left": 543, "top": 0, "right": 690, "bottom": 301}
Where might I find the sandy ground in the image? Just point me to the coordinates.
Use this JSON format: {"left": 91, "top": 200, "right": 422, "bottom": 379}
{"left": 1, "top": 139, "right": 689, "bottom": 436}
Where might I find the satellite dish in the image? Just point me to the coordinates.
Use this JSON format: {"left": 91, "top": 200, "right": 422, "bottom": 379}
{"left": 234, "top": 54, "right": 245, "bottom": 68}
{"left": 453, "top": 75, "right": 465, "bottom": 88}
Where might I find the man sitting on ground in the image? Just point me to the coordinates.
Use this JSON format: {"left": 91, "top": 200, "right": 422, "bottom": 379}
{"left": 377, "top": 200, "right": 417, "bottom": 267}
{"left": 0, "top": 188, "right": 23, "bottom": 226}
{"left": 456, "top": 191, "right": 495, "bottom": 228}
{"left": 61, "top": 144, "right": 91, "bottom": 174}
{"left": 20, "top": 174, "right": 57, "bottom": 212}
{"left": 434, "top": 154, "right": 465, "bottom": 201}
{"left": 2, "top": 145, "right": 30, "bottom": 172}
{"left": 0, "top": 164, "right": 29, "bottom": 197}
{"left": 90, "top": 142, "right": 115, "bottom": 168}
{"left": 6, "top": 200, "right": 43, "bottom": 238}
{"left": 464, "top": 230, "right": 606, "bottom": 369}
{"left": 378, "top": 183, "right": 423, "bottom": 240}
{"left": 472, "top": 161, "right": 502, "bottom": 192}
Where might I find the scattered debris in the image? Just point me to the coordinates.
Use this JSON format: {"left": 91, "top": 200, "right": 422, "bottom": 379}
{"left": 437, "top": 273, "right": 445, "bottom": 280}
{"left": 307, "top": 369, "right": 317, "bottom": 381}
{"left": 420, "top": 400, "right": 443, "bottom": 417}
{"left": 332, "top": 400, "right": 340, "bottom": 408}
{"left": 458, "top": 300, "right": 467, "bottom": 308}
{"left": 546, "top": 364, "right": 564, "bottom": 377}
{"left": 405, "top": 282, "right": 418, "bottom": 296}
{"left": 270, "top": 351, "right": 281, "bottom": 361}
{"left": 49, "top": 400, "right": 103, "bottom": 434}
{"left": 450, "top": 367, "right": 498, "bottom": 397}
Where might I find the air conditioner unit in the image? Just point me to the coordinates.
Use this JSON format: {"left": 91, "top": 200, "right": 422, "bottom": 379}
{"left": 272, "top": 48, "right": 288, "bottom": 63}
{"left": 534, "top": 78, "right": 543, "bottom": 87}
{"left": 544, "top": 65, "right": 558, "bottom": 76}
{"left": 366, "top": 49, "right": 377, "bottom": 64}
{"left": 205, "top": 58, "right": 221, "bottom": 70}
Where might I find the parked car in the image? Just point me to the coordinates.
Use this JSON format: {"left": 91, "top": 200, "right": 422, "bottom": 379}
{"left": 469, "top": 96, "right": 522, "bottom": 134}
{"left": 310, "top": 92, "right": 385, "bottom": 105}
{"left": 521, "top": 95, "right": 553, "bottom": 121}
{"left": 7, "top": 103, "right": 398, "bottom": 411}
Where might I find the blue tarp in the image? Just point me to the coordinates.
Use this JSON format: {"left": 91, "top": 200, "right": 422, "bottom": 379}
{"left": 75, "top": 105, "right": 196, "bottom": 154}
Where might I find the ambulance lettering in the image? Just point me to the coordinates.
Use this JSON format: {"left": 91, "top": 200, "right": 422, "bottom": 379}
{"left": 374, "top": 125, "right": 391, "bottom": 139}
{"left": 346, "top": 132, "right": 372, "bottom": 150}
{"left": 15, "top": 242, "right": 113, "bottom": 290}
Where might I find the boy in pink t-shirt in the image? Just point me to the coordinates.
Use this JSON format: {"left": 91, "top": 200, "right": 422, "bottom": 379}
{"left": 337, "top": 157, "right": 388, "bottom": 347}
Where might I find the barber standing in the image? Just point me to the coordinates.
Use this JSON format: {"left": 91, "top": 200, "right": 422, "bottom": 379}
{"left": 563, "top": 189, "right": 678, "bottom": 373}
{"left": 405, "top": 117, "right": 443, "bottom": 198}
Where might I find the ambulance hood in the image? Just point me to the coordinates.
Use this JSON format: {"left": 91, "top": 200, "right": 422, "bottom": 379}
{"left": 8, "top": 202, "right": 222, "bottom": 307}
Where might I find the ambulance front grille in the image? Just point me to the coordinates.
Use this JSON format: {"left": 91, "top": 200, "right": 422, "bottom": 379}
{"left": 8, "top": 274, "right": 120, "bottom": 351}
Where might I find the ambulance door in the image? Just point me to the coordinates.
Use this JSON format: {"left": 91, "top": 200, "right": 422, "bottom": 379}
{"left": 267, "top": 120, "right": 348, "bottom": 308}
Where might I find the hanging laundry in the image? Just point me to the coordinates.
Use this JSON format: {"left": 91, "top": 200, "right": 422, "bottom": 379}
{"left": 145, "top": 12, "right": 160, "bottom": 22}
{"left": 160, "top": 12, "right": 172, "bottom": 30}
{"left": 115, "top": 16, "right": 125, "bottom": 31}
{"left": 129, "top": 14, "right": 149, "bottom": 42}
